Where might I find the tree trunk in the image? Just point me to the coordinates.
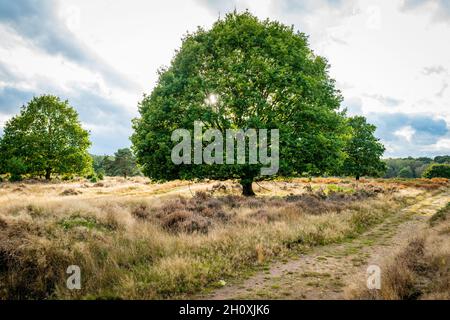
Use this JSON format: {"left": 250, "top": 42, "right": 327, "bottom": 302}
{"left": 45, "top": 168, "right": 51, "bottom": 180}
{"left": 356, "top": 174, "right": 360, "bottom": 181}
{"left": 241, "top": 181, "right": 255, "bottom": 197}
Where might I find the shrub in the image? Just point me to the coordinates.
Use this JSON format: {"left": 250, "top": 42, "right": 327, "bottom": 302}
{"left": 9, "top": 174, "right": 22, "bottom": 182}
{"left": 90, "top": 176, "right": 98, "bottom": 183}
{"left": 97, "top": 172, "right": 104, "bottom": 180}
{"left": 60, "top": 189, "right": 82, "bottom": 196}
{"left": 422, "top": 164, "right": 450, "bottom": 178}
{"left": 131, "top": 204, "right": 151, "bottom": 220}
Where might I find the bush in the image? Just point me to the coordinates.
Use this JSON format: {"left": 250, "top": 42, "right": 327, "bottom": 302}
{"left": 422, "top": 164, "right": 450, "bottom": 178}
{"left": 97, "top": 172, "right": 104, "bottom": 180}
{"left": 85, "top": 173, "right": 95, "bottom": 179}
{"left": 62, "top": 175, "right": 74, "bottom": 181}
{"left": 90, "top": 176, "right": 98, "bottom": 183}
{"left": 9, "top": 174, "right": 22, "bottom": 182}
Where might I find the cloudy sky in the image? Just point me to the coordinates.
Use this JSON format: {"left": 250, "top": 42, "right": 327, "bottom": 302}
{"left": 0, "top": 0, "right": 449, "bottom": 157}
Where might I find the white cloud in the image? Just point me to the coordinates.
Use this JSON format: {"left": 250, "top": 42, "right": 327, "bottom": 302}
{"left": 394, "top": 126, "right": 416, "bottom": 142}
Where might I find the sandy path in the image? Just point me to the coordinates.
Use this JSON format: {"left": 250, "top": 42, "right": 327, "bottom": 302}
{"left": 204, "top": 190, "right": 449, "bottom": 300}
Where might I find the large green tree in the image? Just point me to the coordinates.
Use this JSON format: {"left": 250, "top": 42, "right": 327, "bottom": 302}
{"left": 341, "top": 116, "right": 386, "bottom": 180}
{"left": 0, "top": 95, "right": 92, "bottom": 180}
{"left": 132, "top": 12, "right": 347, "bottom": 195}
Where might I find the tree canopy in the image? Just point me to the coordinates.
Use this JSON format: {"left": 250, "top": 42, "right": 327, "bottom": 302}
{"left": 422, "top": 163, "right": 450, "bottom": 179}
{"left": 398, "top": 166, "right": 414, "bottom": 178}
{"left": 340, "top": 116, "right": 386, "bottom": 180}
{"left": 0, "top": 95, "right": 92, "bottom": 180}
{"left": 132, "top": 12, "right": 347, "bottom": 195}
{"left": 91, "top": 148, "right": 140, "bottom": 178}
{"left": 383, "top": 157, "right": 433, "bottom": 178}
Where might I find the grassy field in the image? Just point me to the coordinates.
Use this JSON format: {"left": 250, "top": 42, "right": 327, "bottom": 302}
{"left": 0, "top": 177, "right": 448, "bottom": 299}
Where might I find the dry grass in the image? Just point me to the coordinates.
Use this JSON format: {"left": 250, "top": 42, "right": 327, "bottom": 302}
{"left": 0, "top": 177, "right": 446, "bottom": 299}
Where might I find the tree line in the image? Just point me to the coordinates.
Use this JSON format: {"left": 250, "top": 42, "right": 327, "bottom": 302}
{"left": 384, "top": 157, "right": 450, "bottom": 179}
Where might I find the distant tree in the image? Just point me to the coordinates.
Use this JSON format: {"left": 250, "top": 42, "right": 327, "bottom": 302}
{"left": 434, "top": 155, "right": 450, "bottom": 164}
{"left": 422, "top": 164, "right": 450, "bottom": 178}
{"left": 384, "top": 163, "right": 397, "bottom": 178}
{"left": 398, "top": 166, "right": 414, "bottom": 178}
{"left": 132, "top": 12, "right": 347, "bottom": 195}
{"left": 383, "top": 157, "right": 433, "bottom": 178}
{"left": 92, "top": 154, "right": 105, "bottom": 173}
{"left": 0, "top": 95, "right": 92, "bottom": 180}
{"left": 414, "top": 163, "right": 429, "bottom": 178}
{"left": 109, "top": 148, "right": 139, "bottom": 178}
{"left": 416, "top": 157, "right": 433, "bottom": 163}
{"left": 341, "top": 116, "right": 386, "bottom": 180}
{"left": 91, "top": 154, "right": 113, "bottom": 175}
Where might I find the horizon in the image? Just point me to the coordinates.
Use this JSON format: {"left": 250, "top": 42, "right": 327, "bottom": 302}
{"left": 1, "top": 0, "right": 450, "bottom": 157}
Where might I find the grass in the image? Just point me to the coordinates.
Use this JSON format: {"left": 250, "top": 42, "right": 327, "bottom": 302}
{"left": 429, "top": 202, "right": 449, "bottom": 226}
{"left": 0, "top": 177, "right": 447, "bottom": 299}
{"left": 354, "top": 202, "right": 450, "bottom": 300}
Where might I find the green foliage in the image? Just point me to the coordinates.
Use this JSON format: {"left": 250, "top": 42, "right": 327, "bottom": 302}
{"left": 132, "top": 12, "right": 347, "bottom": 190}
{"left": 59, "top": 215, "right": 99, "bottom": 230}
{"left": 398, "top": 166, "right": 414, "bottom": 178}
{"left": 90, "top": 176, "right": 98, "bottom": 183}
{"left": 109, "top": 148, "right": 139, "bottom": 178}
{"left": 5, "top": 157, "right": 27, "bottom": 181}
{"left": 0, "top": 95, "right": 92, "bottom": 180}
{"left": 59, "top": 215, "right": 115, "bottom": 231}
{"left": 97, "top": 172, "right": 104, "bottom": 180}
{"left": 9, "top": 174, "right": 23, "bottom": 182}
{"left": 422, "top": 163, "right": 450, "bottom": 178}
{"left": 384, "top": 157, "right": 432, "bottom": 178}
{"left": 91, "top": 148, "right": 140, "bottom": 178}
{"left": 434, "top": 155, "right": 450, "bottom": 164}
{"left": 92, "top": 154, "right": 113, "bottom": 174}
{"left": 340, "top": 116, "right": 386, "bottom": 180}
{"left": 62, "top": 174, "right": 74, "bottom": 181}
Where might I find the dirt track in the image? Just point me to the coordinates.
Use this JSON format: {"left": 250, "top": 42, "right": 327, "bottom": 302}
{"left": 203, "top": 191, "right": 449, "bottom": 300}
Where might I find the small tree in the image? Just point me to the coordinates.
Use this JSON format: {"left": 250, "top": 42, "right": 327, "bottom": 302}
{"left": 0, "top": 95, "right": 92, "bottom": 180}
{"left": 341, "top": 116, "right": 386, "bottom": 180}
{"left": 422, "top": 164, "right": 450, "bottom": 178}
{"left": 109, "top": 148, "right": 139, "bottom": 178}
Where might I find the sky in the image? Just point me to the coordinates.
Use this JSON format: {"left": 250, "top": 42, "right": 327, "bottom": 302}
{"left": 0, "top": 0, "right": 449, "bottom": 157}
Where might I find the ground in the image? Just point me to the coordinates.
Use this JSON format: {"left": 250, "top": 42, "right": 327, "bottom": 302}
{"left": 0, "top": 176, "right": 448, "bottom": 300}
{"left": 203, "top": 191, "right": 449, "bottom": 299}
